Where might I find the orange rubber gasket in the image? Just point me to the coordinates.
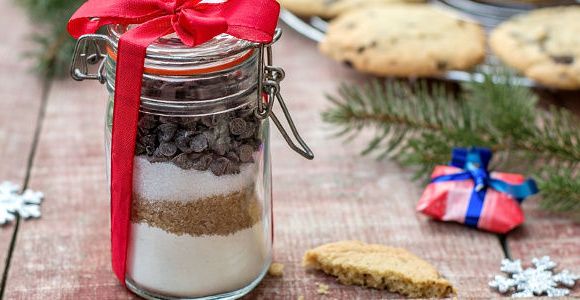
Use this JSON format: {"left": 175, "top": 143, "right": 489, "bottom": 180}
{"left": 105, "top": 46, "right": 255, "bottom": 76}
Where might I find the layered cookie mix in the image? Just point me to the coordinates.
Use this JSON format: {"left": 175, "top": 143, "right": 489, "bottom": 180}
{"left": 319, "top": 4, "right": 486, "bottom": 77}
{"left": 126, "top": 110, "right": 269, "bottom": 297}
{"left": 490, "top": 6, "right": 580, "bottom": 89}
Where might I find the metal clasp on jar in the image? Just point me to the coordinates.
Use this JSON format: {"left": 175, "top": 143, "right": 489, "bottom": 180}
{"left": 70, "top": 34, "right": 112, "bottom": 84}
{"left": 69, "top": 28, "right": 314, "bottom": 160}
{"left": 254, "top": 29, "right": 314, "bottom": 160}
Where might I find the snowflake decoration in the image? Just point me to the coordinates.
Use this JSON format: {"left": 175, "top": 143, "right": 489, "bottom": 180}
{"left": 489, "top": 256, "right": 579, "bottom": 298}
{"left": 0, "top": 181, "right": 44, "bottom": 225}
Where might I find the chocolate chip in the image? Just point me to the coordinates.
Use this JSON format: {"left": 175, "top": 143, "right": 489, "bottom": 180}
{"left": 238, "top": 144, "right": 254, "bottom": 163}
{"left": 180, "top": 118, "right": 198, "bottom": 130}
{"left": 136, "top": 98, "right": 263, "bottom": 174}
{"left": 187, "top": 153, "right": 202, "bottom": 161}
{"left": 138, "top": 115, "right": 158, "bottom": 130}
{"left": 225, "top": 161, "right": 240, "bottom": 175}
{"left": 175, "top": 130, "right": 195, "bottom": 153}
{"left": 436, "top": 61, "right": 448, "bottom": 71}
{"left": 176, "top": 135, "right": 192, "bottom": 153}
{"left": 343, "top": 60, "right": 353, "bottom": 68}
{"left": 215, "top": 119, "right": 230, "bottom": 138}
{"left": 192, "top": 154, "right": 213, "bottom": 171}
{"left": 157, "top": 123, "right": 177, "bottom": 142}
{"left": 357, "top": 46, "right": 366, "bottom": 54}
{"left": 210, "top": 157, "right": 230, "bottom": 176}
{"left": 226, "top": 151, "right": 240, "bottom": 163}
{"left": 190, "top": 134, "right": 209, "bottom": 152}
{"left": 202, "top": 130, "right": 216, "bottom": 144}
{"left": 172, "top": 153, "right": 194, "bottom": 169}
{"left": 551, "top": 55, "right": 574, "bottom": 65}
{"left": 140, "top": 134, "right": 157, "bottom": 147}
{"left": 229, "top": 118, "right": 247, "bottom": 135}
{"left": 237, "top": 107, "right": 254, "bottom": 118}
{"left": 240, "top": 122, "right": 257, "bottom": 139}
{"left": 158, "top": 142, "right": 177, "bottom": 157}
{"left": 212, "top": 139, "right": 231, "bottom": 156}
{"left": 159, "top": 116, "right": 179, "bottom": 124}
{"left": 135, "top": 143, "right": 146, "bottom": 155}
{"left": 145, "top": 145, "right": 156, "bottom": 156}
{"left": 201, "top": 115, "right": 218, "bottom": 127}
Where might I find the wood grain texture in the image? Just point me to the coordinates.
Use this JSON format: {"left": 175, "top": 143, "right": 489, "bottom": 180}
{"left": 3, "top": 80, "right": 135, "bottom": 299}
{"left": 243, "top": 25, "right": 506, "bottom": 299}
{"left": 0, "top": 1, "right": 44, "bottom": 273}
{"left": 3, "top": 23, "right": 554, "bottom": 299}
{"left": 507, "top": 198, "right": 580, "bottom": 297}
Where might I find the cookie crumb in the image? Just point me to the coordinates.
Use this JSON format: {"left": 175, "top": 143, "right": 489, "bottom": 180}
{"left": 268, "top": 262, "right": 285, "bottom": 277}
{"left": 316, "top": 283, "right": 330, "bottom": 295}
{"left": 297, "top": 296, "right": 304, "bottom": 300}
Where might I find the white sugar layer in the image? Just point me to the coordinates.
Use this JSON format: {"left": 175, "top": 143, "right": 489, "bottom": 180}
{"left": 133, "top": 156, "right": 257, "bottom": 202}
{"left": 127, "top": 222, "right": 269, "bottom": 297}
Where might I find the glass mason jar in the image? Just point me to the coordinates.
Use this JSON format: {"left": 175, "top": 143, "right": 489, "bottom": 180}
{"left": 70, "top": 25, "right": 312, "bottom": 299}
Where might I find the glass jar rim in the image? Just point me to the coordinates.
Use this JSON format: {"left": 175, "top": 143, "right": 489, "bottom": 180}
{"left": 107, "top": 25, "right": 257, "bottom": 74}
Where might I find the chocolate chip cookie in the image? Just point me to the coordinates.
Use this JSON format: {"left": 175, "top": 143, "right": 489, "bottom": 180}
{"left": 490, "top": 6, "right": 580, "bottom": 89}
{"left": 279, "top": 0, "right": 425, "bottom": 18}
{"left": 319, "top": 4, "right": 486, "bottom": 77}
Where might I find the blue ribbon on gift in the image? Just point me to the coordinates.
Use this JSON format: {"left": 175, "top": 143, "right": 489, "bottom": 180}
{"left": 431, "top": 147, "right": 538, "bottom": 227}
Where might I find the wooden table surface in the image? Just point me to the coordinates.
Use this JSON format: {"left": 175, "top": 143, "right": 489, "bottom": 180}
{"left": 0, "top": 2, "right": 578, "bottom": 299}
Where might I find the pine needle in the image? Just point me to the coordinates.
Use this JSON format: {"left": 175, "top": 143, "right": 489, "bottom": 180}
{"left": 322, "top": 72, "right": 580, "bottom": 217}
{"left": 15, "top": 0, "right": 84, "bottom": 77}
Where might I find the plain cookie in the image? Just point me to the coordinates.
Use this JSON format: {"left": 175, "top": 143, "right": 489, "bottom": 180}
{"left": 319, "top": 4, "right": 486, "bottom": 77}
{"left": 278, "top": 0, "right": 424, "bottom": 18}
{"left": 303, "top": 241, "right": 455, "bottom": 298}
{"left": 490, "top": 6, "right": 580, "bottom": 89}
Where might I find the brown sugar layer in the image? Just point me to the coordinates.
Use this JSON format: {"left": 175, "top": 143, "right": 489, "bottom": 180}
{"left": 131, "top": 187, "right": 262, "bottom": 236}
{"left": 303, "top": 241, "right": 455, "bottom": 298}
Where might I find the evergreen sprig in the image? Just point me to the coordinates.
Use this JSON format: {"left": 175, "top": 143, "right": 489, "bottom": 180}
{"left": 322, "top": 73, "right": 580, "bottom": 217}
{"left": 16, "top": 0, "right": 83, "bottom": 78}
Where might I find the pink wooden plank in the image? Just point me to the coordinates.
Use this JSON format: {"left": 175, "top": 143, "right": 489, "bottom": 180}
{"left": 3, "top": 80, "right": 135, "bottom": 299}
{"left": 507, "top": 199, "right": 580, "bottom": 297}
{"left": 5, "top": 24, "right": 505, "bottom": 298}
{"left": 0, "top": 1, "right": 44, "bottom": 273}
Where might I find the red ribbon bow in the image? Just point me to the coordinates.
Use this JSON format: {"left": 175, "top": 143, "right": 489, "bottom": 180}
{"left": 68, "top": 0, "right": 279, "bottom": 284}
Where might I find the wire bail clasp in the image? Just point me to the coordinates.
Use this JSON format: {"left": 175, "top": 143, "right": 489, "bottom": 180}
{"left": 70, "top": 34, "right": 112, "bottom": 84}
{"left": 254, "top": 29, "right": 314, "bottom": 160}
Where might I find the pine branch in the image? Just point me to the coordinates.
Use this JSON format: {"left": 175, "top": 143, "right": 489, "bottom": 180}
{"left": 16, "top": 0, "right": 83, "bottom": 77}
{"left": 537, "top": 168, "right": 580, "bottom": 213}
{"left": 322, "top": 73, "right": 580, "bottom": 216}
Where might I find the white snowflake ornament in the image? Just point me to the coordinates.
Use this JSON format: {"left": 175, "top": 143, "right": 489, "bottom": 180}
{"left": 0, "top": 181, "right": 44, "bottom": 225}
{"left": 489, "top": 275, "right": 516, "bottom": 293}
{"left": 490, "top": 256, "right": 579, "bottom": 298}
{"left": 501, "top": 258, "right": 523, "bottom": 274}
{"left": 532, "top": 256, "right": 557, "bottom": 271}
{"left": 0, "top": 181, "right": 19, "bottom": 195}
{"left": 554, "top": 270, "right": 580, "bottom": 287}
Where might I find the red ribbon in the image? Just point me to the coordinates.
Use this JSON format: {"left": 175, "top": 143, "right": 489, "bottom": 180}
{"left": 67, "top": 0, "right": 279, "bottom": 284}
